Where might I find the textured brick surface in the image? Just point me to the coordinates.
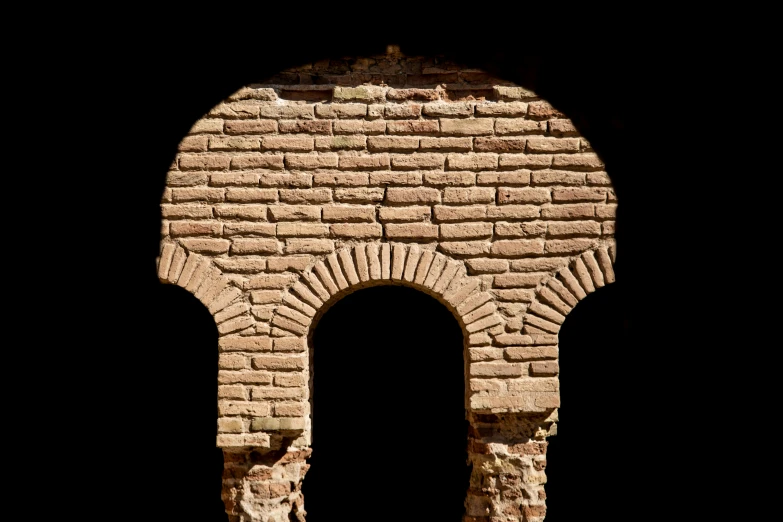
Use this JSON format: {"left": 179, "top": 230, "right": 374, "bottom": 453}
{"left": 158, "top": 50, "right": 617, "bottom": 522}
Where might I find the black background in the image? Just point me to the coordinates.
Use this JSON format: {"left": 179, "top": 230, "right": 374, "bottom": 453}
{"left": 37, "top": 24, "right": 734, "bottom": 520}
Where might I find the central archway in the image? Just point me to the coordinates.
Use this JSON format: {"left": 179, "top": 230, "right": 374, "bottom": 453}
{"left": 302, "top": 285, "right": 468, "bottom": 520}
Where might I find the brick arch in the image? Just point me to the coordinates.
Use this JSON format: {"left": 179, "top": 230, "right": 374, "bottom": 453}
{"left": 269, "top": 241, "right": 503, "bottom": 343}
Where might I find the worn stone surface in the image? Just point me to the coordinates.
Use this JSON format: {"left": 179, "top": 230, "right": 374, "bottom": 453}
{"left": 158, "top": 49, "right": 617, "bottom": 521}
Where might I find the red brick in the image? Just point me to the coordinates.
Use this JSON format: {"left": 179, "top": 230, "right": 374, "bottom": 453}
{"left": 382, "top": 104, "right": 421, "bottom": 119}
{"left": 230, "top": 238, "right": 279, "bottom": 255}
{"left": 386, "top": 120, "right": 439, "bottom": 134}
{"left": 491, "top": 239, "right": 545, "bottom": 256}
{"left": 552, "top": 187, "right": 606, "bottom": 202}
{"left": 277, "top": 120, "right": 331, "bottom": 134}
{"left": 279, "top": 189, "right": 332, "bottom": 204}
{"left": 179, "top": 154, "right": 231, "bottom": 171}
{"left": 385, "top": 223, "right": 439, "bottom": 240}
{"left": 497, "top": 187, "right": 550, "bottom": 205}
{"left": 230, "top": 154, "right": 285, "bottom": 170}
{"left": 587, "top": 171, "right": 612, "bottom": 185}
{"left": 387, "top": 88, "right": 440, "bottom": 101}
{"left": 439, "top": 118, "right": 493, "bottom": 135}
{"left": 210, "top": 136, "right": 263, "bottom": 151}
{"left": 339, "top": 154, "right": 389, "bottom": 170}
{"left": 595, "top": 204, "right": 617, "bottom": 219}
{"left": 332, "top": 223, "right": 383, "bottom": 238}
{"left": 225, "top": 188, "right": 278, "bottom": 202}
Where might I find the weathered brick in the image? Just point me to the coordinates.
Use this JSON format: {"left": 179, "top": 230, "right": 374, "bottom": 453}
{"left": 218, "top": 385, "right": 248, "bottom": 400}
{"left": 284, "top": 153, "right": 338, "bottom": 169}
{"left": 510, "top": 257, "right": 569, "bottom": 272}
{"left": 278, "top": 120, "right": 331, "bottom": 134}
{"left": 495, "top": 119, "right": 547, "bottom": 135}
{"left": 332, "top": 223, "right": 383, "bottom": 238}
{"left": 250, "top": 290, "right": 283, "bottom": 305}
{"left": 587, "top": 171, "right": 612, "bottom": 185}
{"left": 261, "top": 136, "right": 314, "bottom": 151}
{"left": 334, "top": 187, "right": 385, "bottom": 203}
{"left": 230, "top": 154, "right": 285, "bottom": 170}
{"left": 313, "top": 172, "right": 369, "bottom": 186}
{"left": 252, "top": 355, "right": 306, "bottom": 371}
{"left": 209, "top": 102, "right": 261, "bottom": 118}
{"left": 530, "top": 361, "right": 559, "bottom": 376}
{"left": 505, "top": 346, "right": 558, "bottom": 360}
{"left": 531, "top": 170, "right": 585, "bottom": 185}
{"left": 285, "top": 238, "right": 334, "bottom": 254}
{"left": 440, "top": 222, "right": 493, "bottom": 239}
{"left": 257, "top": 105, "right": 314, "bottom": 119}
{"left": 552, "top": 187, "right": 606, "bottom": 202}
{"left": 180, "top": 238, "right": 230, "bottom": 254}
{"left": 251, "top": 387, "right": 305, "bottom": 400}
{"left": 497, "top": 187, "right": 551, "bottom": 205}
{"left": 443, "top": 187, "right": 495, "bottom": 204}
{"left": 474, "top": 137, "right": 526, "bottom": 152}
{"left": 245, "top": 274, "right": 296, "bottom": 290}
{"left": 268, "top": 205, "right": 321, "bottom": 221}
{"left": 493, "top": 288, "right": 535, "bottom": 301}
{"left": 527, "top": 101, "right": 565, "bottom": 120}
{"left": 491, "top": 239, "right": 545, "bottom": 256}
{"left": 476, "top": 171, "right": 531, "bottom": 185}
{"left": 210, "top": 172, "right": 261, "bottom": 186}
{"left": 170, "top": 221, "right": 222, "bottom": 237}
{"left": 422, "top": 102, "right": 473, "bottom": 117}
{"left": 493, "top": 273, "right": 544, "bottom": 288}
{"left": 498, "top": 154, "right": 553, "bottom": 169}
{"left": 548, "top": 119, "right": 578, "bottom": 136}
{"left": 314, "top": 103, "right": 367, "bottom": 119}
{"left": 178, "top": 136, "right": 208, "bottom": 152}
{"left": 470, "top": 362, "right": 524, "bottom": 377}
{"left": 419, "top": 137, "right": 472, "bottom": 151}
{"left": 552, "top": 153, "right": 604, "bottom": 170}
{"left": 547, "top": 221, "right": 601, "bottom": 237}
{"left": 219, "top": 353, "right": 249, "bottom": 370}
{"left": 386, "top": 187, "right": 441, "bottom": 204}
{"left": 276, "top": 223, "right": 329, "bottom": 237}
{"left": 167, "top": 172, "right": 208, "bottom": 186}
{"left": 439, "top": 241, "right": 490, "bottom": 255}
{"left": 188, "top": 118, "right": 223, "bottom": 134}
{"left": 267, "top": 256, "right": 312, "bottom": 272}
{"left": 179, "top": 154, "right": 231, "bottom": 171}
{"left": 439, "top": 118, "right": 494, "bottom": 135}
{"left": 495, "top": 221, "right": 546, "bottom": 237}
{"left": 214, "top": 257, "right": 267, "bottom": 273}
{"left": 369, "top": 171, "right": 422, "bottom": 185}
{"left": 391, "top": 153, "right": 445, "bottom": 170}
{"left": 384, "top": 104, "right": 422, "bottom": 119}
{"left": 526, "top": 138, "right": 580, "bottom": 153}
{"left": 494, "top": 86, "right": 537, "bottom": 101}
{"left": 332, "top": 120, "right": 386, "bottom": 135}
{"left": 332, "top": 85, "right": 386, "bottom": 103}
{"left": 275, "top": 402, "right": 307, "bottom": 417}
{"left": 545, "top": 239, "right": 598, "bottom": 254}
{"left": 433, "top": 205, "right": 487, "bottom": 221}
{"left": 367, "top": 136, "right": 420, "bottom": 151}
{"left": 387, "top": 88, "right": 440, "bottom": 101}
{"left": 230, "top": 238, "right": 279, "bottom": 255}
{"left": 275, "top": 373, "right": 306, "bottom": 387}
{"left": 378, "top": 206, "right": 430, "bottom": 222}
{"left": 386, "top": 120, "right": 439, "bottom": 134}
{"left": 224, "top": 120, "right": 279, "bottom": 134}
{"left": 218, "top": 368, "right": 273, "bottom": 385}
{"left": 279, "top": 189, "right": 332, "bottom": 204}
{"left": 228, "top": 87, "right": 276, "bottom": 101}
{"left": 384, "top": 223, "right": 439, "bottom": 240}
{"left": 225, "top": 188, "right": 278, "bottom": 202}
{"left": 210, "top": 137, "right": 262, "bottom": 152}
{"left": 446, "top": 153, "right": 498, "bottom": 170}
{"left": 424, "top": 171, "right": 476, "bottom": 186}
{"left": 274, "top": 337, "right": 306, "bottom": 352}
{"left": 322, "top": 205, "right": 375, "bottom": 222}
{"left": 475, "top": 102, "right": 528, "bottom": 117}
{"left": 213, "top": 205, "right": 267, "bottom": 220}
{"left": 595, "top": 204, "right": 617, "bottom": 219}
{"left": 315, "top": 136, "right": 367, "bottom": 150}
{"left": 541, "top": 203, "right": 594, "bottom": 219}
{"left": 466, "top": 258, "right": 509, "bottom": 274}
{"left": 339, "top": 154, "right": 389, "bottom": 169}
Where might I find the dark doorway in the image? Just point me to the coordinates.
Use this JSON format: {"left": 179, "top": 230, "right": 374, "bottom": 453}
{"left": 542, "top": 282, "right": 627, "bottom": 521}
{"left": 302, "top": 285, "right": 468, "bottom": 521}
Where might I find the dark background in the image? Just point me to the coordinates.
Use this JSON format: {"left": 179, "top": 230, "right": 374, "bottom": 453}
{"left": 44, "top": 26, "right": 731, "bottom": 520}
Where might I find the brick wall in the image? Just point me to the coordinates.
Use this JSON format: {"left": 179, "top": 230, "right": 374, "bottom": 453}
{"left": 156, "top": 48, "right": 616, "bottom": 522}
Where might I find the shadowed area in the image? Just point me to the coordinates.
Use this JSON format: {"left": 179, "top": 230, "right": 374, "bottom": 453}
{"left": 543, "top": 282, "right": 626, "bottom": 521}
{"left": 302, "top": 285, "right": 468, "bottom": 521}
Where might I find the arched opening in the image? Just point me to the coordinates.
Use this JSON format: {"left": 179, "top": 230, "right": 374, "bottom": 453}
{"left": 302, "top": 285, "right": 468, "bottom": 521}
{"left": 543, "top": 282, "right": 625, "bottom": 521}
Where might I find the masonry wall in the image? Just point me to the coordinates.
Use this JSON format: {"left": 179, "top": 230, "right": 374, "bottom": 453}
{"left": 156, "top": 49, "right": 616, "bottom": 522}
